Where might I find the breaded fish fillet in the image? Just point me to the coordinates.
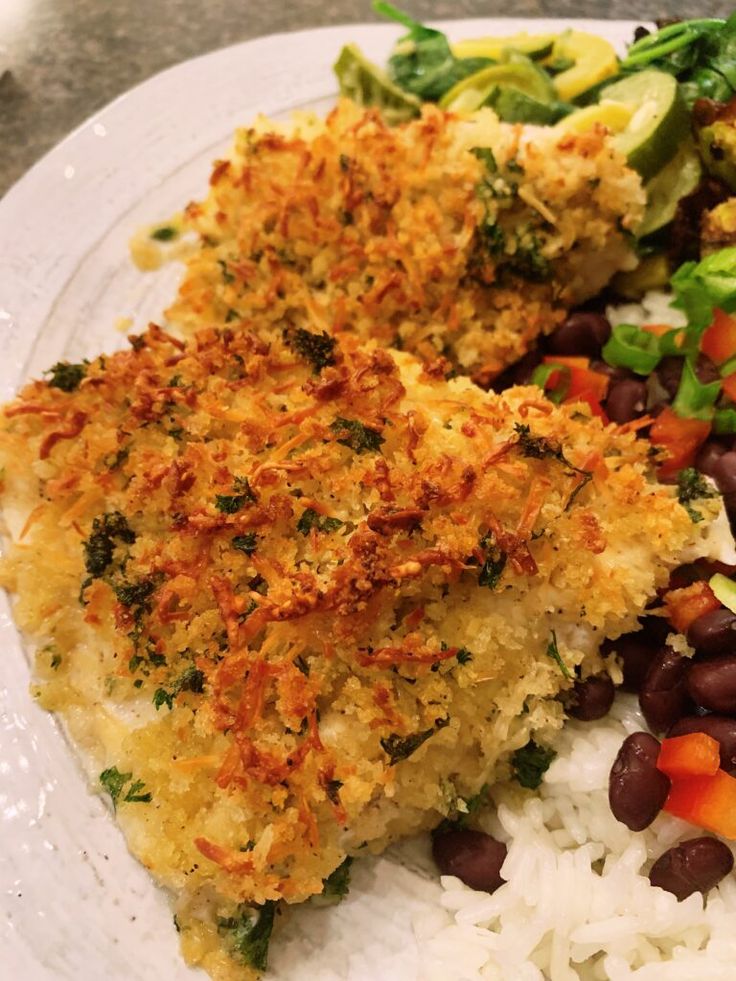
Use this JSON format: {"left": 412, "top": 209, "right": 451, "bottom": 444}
{"left": 0, "top": 327, "right": 714, "bottom": 979}
{"left": 159, "top": 101, "right": 644, "bottom": 384}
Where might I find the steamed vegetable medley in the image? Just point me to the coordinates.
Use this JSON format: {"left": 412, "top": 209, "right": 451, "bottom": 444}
{"left": 339, "top": 7, "right": 736, "bottom": 906}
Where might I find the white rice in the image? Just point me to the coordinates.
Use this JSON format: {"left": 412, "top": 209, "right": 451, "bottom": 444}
{"left": 416, "top": 695, "right": 736, "bottom": 980}
{"left": 607, "top": 290, "right": 687, "bottom": 332}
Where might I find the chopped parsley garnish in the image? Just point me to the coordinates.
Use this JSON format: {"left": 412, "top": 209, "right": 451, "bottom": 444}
{"left": 514, "top": 423, "right": 591, "bottom": 508}
{"left": 99, "top": 766, "right": 152, "bottom": 810}
{"left": 455, "top": 647, "right": 473, "bottom": 665}
{"left": 296, "top": 507, "right": 344, "bottom": 535}
{"left": 153, "top": 665, "right": 206, "bottom": 711}
{"left": 217, "top": 901, "right": 276, "bottom": 972}
{"left": 381, "top": 716, "right": 449, "bottom": 765}
{"left": 150, "top": 226, "right": 178, "bottom": 241}
{"left": 545, "top": 630, "right": 572, "bottom": 679}
{"left": 284, "top": 326, "right": 337, "bottom": 373}
{"left": 217, "top": 259, "right": 235, "bottom": 284}
{"left": 478, "top": 550, "right": 507, "bottom": 590}
{"left": 511, "top": 739, "right": 556, "bottom": 790}
{"left": 470, "top": 146, "right": 497, "bottom": 173}
{"left": 677, "top": 467, "right": 718, "bottom": 523}
{"left": 330, "top": 417, "right": 385, "bottom": 454}
{"left": 82, "top": 511, "right": 136, "bottom": 578}
{"left": 232, "top": 533, "right": 258, "bottom": 555}
{"left": 321, "top": 857, "right": 353, "bottom": 902}
{"left": 113, "top": 576, "right": 157, "bottom": 608}
{"left": 46, "top": 360, "right": 87, "bottom": 392}
{"left": 215, "top": 477, "right": 257, "bottom": 514}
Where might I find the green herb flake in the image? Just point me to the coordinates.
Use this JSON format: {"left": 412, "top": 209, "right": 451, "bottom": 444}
{"left": 381, "top": 716, "right": 449, "bottom": 765}
{"left": 545, "top": 629, "right": 572, "bottom": 679}
{"left": 217, "top": 259, "right": 235, "bottom": 284}
{"left": 99, "top": 766, "right": 152, "bottom": 810}
{"left": 330, "top": 416, "right": 385, "bottom": 454}
{"left": 150, "top": 226, "right": 178, "bottom": 242}
{"left": 82, "top": 511, "right": 136, "bottom": 578}
{"left": 232, "top": 533, "right": 258, "bottom": 555}
{"left": 478, "top": 551, "right": 507, "bottom": 589}
{"left": 218, "top": 901, "right": 276, "bottom": 972}
{"left": 284, "top": 326, "right": 337, "bottom": 373}
{"left": 514, "top": 423, "right": 591, "bottom": 509}
{"left": 153, "top": 665, "right": 206, "bottom": 712}
{"left": 470, "top": 146, "right": 497, "bottom": 173}
{"left": 321, "top": 857, "right": 353, "bottom": 903}
{"left": 46, "top": 361, "right": 88, "bottom": 392}
{"left": 296, "top": 507, "right": 344, "bottom": 535}
{"left": 677, "top": 466, "right": 718, "bottom": 522}
{"left": 511, "top": 739, "right": 556, "bottom": 790}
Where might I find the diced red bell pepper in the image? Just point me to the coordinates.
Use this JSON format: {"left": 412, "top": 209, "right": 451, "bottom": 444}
{"left": 542, "top": 356, "right": 610, "bottom": 414}
{"left": 657, "top": 732, "right": 721, "bottom": 780}
{"left": 701, "top": 308, "right": 736, "bottom": 365}
{"left": 663, "top": 581, "right": 721, "bottom": 633}
{"left": 649, "top": 407, "right": 711, "bottom": 478}
{"left": 664, "top": 768, "right": 736, "bottom": 839}
{"left": 722, "top": 372, "right": 736, "bottom": 404}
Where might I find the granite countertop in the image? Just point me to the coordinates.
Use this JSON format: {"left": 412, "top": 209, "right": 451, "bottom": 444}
{"left": 1, "top": 0, "right": 735, "bottom": 198}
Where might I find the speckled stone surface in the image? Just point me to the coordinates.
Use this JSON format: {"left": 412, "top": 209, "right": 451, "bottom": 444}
{"left": 1, "top": 0, "right": 735, "bottom": 198}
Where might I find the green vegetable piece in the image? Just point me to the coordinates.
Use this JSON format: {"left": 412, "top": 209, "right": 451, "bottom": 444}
{"left": 99, "top": 766, "right": 152, "bottom": 811}
{"left": 284, "top": 326, "right": 336, "bottom": 374}
{"left": 381, "top": 717, "right": 449, "bottom": 765}
{"left": 602, "top": 323, "right": 662, "bottom": 375}
{"left": 599, "top": 71, "right": 689, "bottom": 182}
{"left": 330, "top": 416, "right": 385, "bottom": 454}
{"left": 297, "top": 507, "right": 344, "bottom": 535}
{"left": 440, "top": 58, "right": 555, "bottom": 113}
{"left": 694, "top": 102, "right": 736, "bottom": 193}
{"left": 333, "top": 43, "right": 421, "bottom": 124}
{"left": 671, "top": 247, "right": 736, "bottom": 333}
{"left": 218, "top": 901, "right": 276, "bottom": 972}
{"left": 375, "top": 1, "right": 493, "bottom": 102}
{"left": 485, "top": 87, "right": 572, "bottom": 125}
{"left": 321, "top": 857, "right": 353, "bottom": 903}
{"left": 713, "top": 406, "right": 736, "bottom": 434}
{"left": 672, "top": 358, "right": 721, "bottom": 420}
{"left": 710, "top": 572, "right": 736, "bottom": 613}
{"left": 530, "top": 362, "right": 570, "bottom": 403}
{"left": 511, "top": 739, "right": 556, "bottom": 790}
{"left": 150, "top": 226, "right": 178, "bottom": 242}
{"left": 637, "top": 140, "right": 702, "bottom": 239}
{"left": 546, "top": 629, "right": 572, "bottom": 679}
{"left": 46, "top": 361, "right": 87, "bottom": 392}
{"left": 677, "top": 466, "right": 718, "bottom": 523}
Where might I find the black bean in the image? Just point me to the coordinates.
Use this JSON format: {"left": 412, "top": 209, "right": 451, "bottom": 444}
{"left": 687, "top": 609, "right": 736, "bottom": 658}
{"left": 602, "top": 627, "right": 661, "bottom": 693}
{"left": 547, "top": 312, "right": 611, "bottom": 358}
{"left": 668, "top": 715, "right": 736, "bottom": 773}
{"left": 695, "top": 440, "right": 730, "bottom": 478}
{"left": 567, "top": 674, "right": 615, "bottom": 721}
{"left": 648, "top": 837, "right": 734, "bottom": 901}
{"left": 608, "top": 732, "right": 670, "bottom": 831}
{"left": 605, "top": 379, "right": 648, "bottom": 424}
{"left": 712, "top": 452, "right": 736, "bottom": 495}
{"left": 432, "top": 828, "right": 507, "bottom": 893}
{"left": 589, "top": 360, "right": 635, "bottom": 383}
{"left": 490, "top": 349, "right": 543, "bottom": 392}
{"left": 696, "top": 354, "right": 721, "bottom": 385}
{"left": 687, "top": 656, "right": 736, "bottom": 714}
{"left": 639, "top": 647, "right": 692, "bottom": 733}
{"left": 656, "top": 356, "right": 683, "bottom": 398}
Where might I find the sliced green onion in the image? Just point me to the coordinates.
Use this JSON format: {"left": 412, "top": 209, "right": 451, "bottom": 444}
{"left": 602, "top": 323, "right": 661, "bottom": 375}
{"left": 672, "top": 358, "right": 721, "bottom": 420}
{"left": 710, "top": 572, "right": 736, "bottom": 614}
{"left": 720, "top": 354, "right": 736, "bottom": 378}
{"left": 658, "top": 328, "right": 687, "bottom": 356}
{"left": 713, "top": 407, "right": 736, "bottom": 434}
{"left": 530, "top": 363, "right": 570, "bottom": 404}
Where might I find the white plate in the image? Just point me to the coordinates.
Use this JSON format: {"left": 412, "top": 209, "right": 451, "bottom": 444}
{"left": 0, "top": 19, "right": 642, "bottom": 981}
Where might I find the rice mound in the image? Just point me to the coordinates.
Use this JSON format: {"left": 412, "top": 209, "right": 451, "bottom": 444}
{"left": 0, "top": 323, "right": 710, "bottom": 979}
{"left": 159, "top": 101, "right": 644, "bottom": 384}
{"left": 422, "top": 697, "right": 736, "bottom": 981}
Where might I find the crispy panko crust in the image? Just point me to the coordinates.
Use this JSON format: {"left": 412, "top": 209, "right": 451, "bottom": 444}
{"left": 160, "top": 101, "right": 643, "bottom": 384}
{"left": 0, "top": 325, "right": 696, "bottom": 978}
